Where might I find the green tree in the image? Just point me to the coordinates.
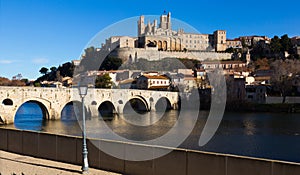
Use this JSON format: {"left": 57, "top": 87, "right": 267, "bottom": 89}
{"left": 50, "top": 66, "right": 57, "bottom": 72}
{"left": 270, "top": 36, "right": 282, "bottom": 53}
{"left": 95, "top": 74, "right": 112, "bottom": 88}
{"left": 100, "top": 57, "right": 122, "bottom": 70}
{"left": 280, "top": 34, "right": 292, "bottom": 52}
{"left": 39, "top": 67, "right": 49, "bottom": 75}
{"left": 241, "top": 38, "right": 247, "bottom": 48}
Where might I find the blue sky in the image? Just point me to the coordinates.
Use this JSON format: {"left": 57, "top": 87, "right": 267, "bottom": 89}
{"left": 1, "top": 0, "right": 299, "bottom": 80}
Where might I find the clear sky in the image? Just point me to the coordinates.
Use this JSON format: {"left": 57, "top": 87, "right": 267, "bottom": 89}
{"left": 1, "top": 0, "right": 299, "bottom": 80}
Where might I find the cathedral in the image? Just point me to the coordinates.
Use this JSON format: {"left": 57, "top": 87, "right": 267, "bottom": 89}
{"left": 103, "top": 12, "right": 227, "bottom": 53}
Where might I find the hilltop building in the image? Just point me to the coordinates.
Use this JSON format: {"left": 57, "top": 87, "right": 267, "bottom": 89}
{"left": 99, "top": 12, "right": 232, "bottom": 62}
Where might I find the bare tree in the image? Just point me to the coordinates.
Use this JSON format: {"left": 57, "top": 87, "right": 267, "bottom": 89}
{"left": 270, "top": 59, "right": 300, "bottom": 103}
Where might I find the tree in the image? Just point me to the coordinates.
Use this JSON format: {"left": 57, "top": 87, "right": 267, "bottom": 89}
{"left": 270, "top": 59, "right": 300, "bottom": 103}
{"left": 50, "top": 66, "right": 57, "bottom": 72}
{"left": 280, "top": 34, "right": 292, "bottom": 52}
{"left": 270, "top": 36, "right": 282, "bottom": 52}
{"left": 100, "top": 57, "right": 122, "bottom": 70}
{"left": 254, "top": 58, "right": 270, "bottom": 70}
{"left": 95, "top": 74, "right": 112, "bottom": 88}
{"left": 39, "top": 67, "right": 48, "bottom": 75}
{"left": 241, "top": 38, "right": 247, "bottom": 48}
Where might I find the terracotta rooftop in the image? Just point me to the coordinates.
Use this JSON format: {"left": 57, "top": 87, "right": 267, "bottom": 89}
{"left": 142, "top": 75, "right": 169, "bottom": 79}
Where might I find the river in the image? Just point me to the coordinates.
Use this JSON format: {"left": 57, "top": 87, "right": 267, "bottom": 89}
{"left": 2, "top": 102, "right": 300, "bottom": 163}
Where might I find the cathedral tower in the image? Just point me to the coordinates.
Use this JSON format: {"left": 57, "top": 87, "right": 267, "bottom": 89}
{"left": 138, "top": 15, "right": 145, "bottom": 37}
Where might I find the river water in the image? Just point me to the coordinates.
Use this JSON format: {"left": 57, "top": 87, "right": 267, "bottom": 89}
{"left": 2, "top": 102, "right": 300, "bottom": 163}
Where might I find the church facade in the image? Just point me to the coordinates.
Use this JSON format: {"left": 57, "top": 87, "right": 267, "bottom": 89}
{"left": 103, "top": 12, "right": 227, "bottom": 52}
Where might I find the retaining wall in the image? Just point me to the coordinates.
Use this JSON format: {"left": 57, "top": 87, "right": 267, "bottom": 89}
{"left": 0, "top": 128, "right": 299, "bottom": 175}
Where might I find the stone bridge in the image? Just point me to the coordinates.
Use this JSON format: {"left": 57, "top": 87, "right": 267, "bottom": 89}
{"left": 0, "top": 86, "right": 179, "bottom": 124}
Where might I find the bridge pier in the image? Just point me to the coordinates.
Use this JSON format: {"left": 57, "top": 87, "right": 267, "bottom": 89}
{"left": 116, "top": 104, "right": 125, "bottom": 114}
{"left": 150, "top": 101, "right": 156, "bottom": 112}
{"left": 0, "top": 110, "right": 14, "bottom": 124}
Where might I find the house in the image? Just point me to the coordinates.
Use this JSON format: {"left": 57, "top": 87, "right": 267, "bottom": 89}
{"left": 62, "top": 76, "right": 72, "bottom": 87}
{"left": 226, "top": 38, "right": 242, "bottom": 49}
{"left": 118, "top": 79, "right": 136, "bottom": 89}
{"left": 198, "top": 61, "right": 247, "bottom": 70}
{"left": 136, "top": 74, "right": 170, "bottom": 90}
{"left": 245, "top": 85, "right": 267, "bottom": 103}
{"left": 253, "top": 69, "right": 273, "bottom": 84}
{"left": 226, "top": 75, "right": 246, "bottom": 103}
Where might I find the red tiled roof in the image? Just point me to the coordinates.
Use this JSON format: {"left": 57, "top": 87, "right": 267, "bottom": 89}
{"left": 149, "top": 85, "right": 169, "bottom": 89}
{"left": 142, "top": 75, "right": 169, "bottom": 79}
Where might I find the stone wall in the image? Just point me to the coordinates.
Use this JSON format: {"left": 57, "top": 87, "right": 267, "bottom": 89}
{"left": 1, "top": 128, "right": 300, "bottom": 175}
{"left": 110, "top": 48, "right": 232, "bottom": 62}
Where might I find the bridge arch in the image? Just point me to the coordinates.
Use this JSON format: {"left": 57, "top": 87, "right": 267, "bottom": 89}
{"left": 60, "top": 101, "right": 86, "bottom": 120}
{"left": 98, "top": 101, "right": 116, "bottom": 118}
{"left": 124, "top": 96, "right": 149, "bottom": 114}
{"left": 14, "top": 99, "right": 50, "bottom": 120}
{"left": 155, "top": 97, "right": 172, "bottom": 112}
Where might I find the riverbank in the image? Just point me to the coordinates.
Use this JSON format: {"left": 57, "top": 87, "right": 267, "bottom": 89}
{"left": 0, "top": 150, "right": 120, "bottom": 175}
{"left": 225, "top": 103, "right": 300, "bottom": 113}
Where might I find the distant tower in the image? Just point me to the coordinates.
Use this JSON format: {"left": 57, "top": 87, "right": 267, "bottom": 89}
{"left": 160, "top": 12, "right": 171, "bottom": 30}
{"left": 213, "top": 30, "right": 227, "bottom": 51}
{"left": 246, "top": 49, "right": 251, "bottom": 65}
{"left": 153, "top": 19, "right": 157, "bottom": 33}
{"left": 167, "top": 12, "right": 171, "bottom": 30}
{"left": 138, "top": 15, "right": 145, "bottom": 37}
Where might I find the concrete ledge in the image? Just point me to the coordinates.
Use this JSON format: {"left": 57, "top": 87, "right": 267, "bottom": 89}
{"left": 7, "top": 129, "right": 23, "bottom": 154}
{"left": 154, "top": 147, "right": 187, "bottom": 175}
{"left": 273, "top": 162, "right": 300, "bottom": 175}
{"left": 22, "top": 130, "right": 38, "bottom": 157}
{"left": 87, "top": 139, "right": 100, "bottom": 168}
{"left": 227, "top": 156, "right": 272, "bottom": 175}
{"left": 57, "top": 135, "right": 77, "bottom": 164}
{"left": 99, "top": 140, "right": 125, "bottom": 174}
{"left": 124, "top": 144, "right": 154, "bottom": 175}
{"left": 38, "top": 132, "right": 57, "bottom": 160}
{"left": 76, "top": 137, "right": 83, "bottom": 165}
{"left": 1, "top": 128, "right": 300, "bottom": 175}
{"left": 187, "top": 151, "right": 226, "bottom": 175}
{"left": 0, "top": 128, "right": 8, "bottom": 150}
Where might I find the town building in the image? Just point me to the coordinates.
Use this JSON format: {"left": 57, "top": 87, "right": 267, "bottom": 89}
{"left": 291, "top": 36, "right": 300, "bottom": 46}
{"left": 226, "top": 75, "right": 246, "bottom": 103}
{"left": 238, "top": 36, "right": 270, "bottom": 47}
{"left": 226, "top": 39, "right": 242, "bottom": 49}
{"left": 245, "top": 85, "right": 267, "bottom": 103}
{"left": 197, "top": 60, "right": 247, "bottom": 70}
{"left": 136, "top": 73, "right": 170, "bottom": 90}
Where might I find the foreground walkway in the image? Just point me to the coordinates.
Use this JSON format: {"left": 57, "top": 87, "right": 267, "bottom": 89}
{"left": 0, "top": 150, "right": 121, "bottom": 175}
